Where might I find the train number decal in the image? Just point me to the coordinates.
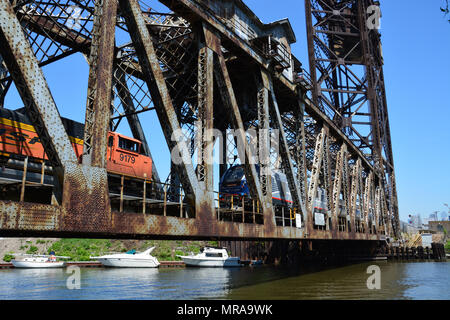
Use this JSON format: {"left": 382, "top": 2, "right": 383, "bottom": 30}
{"left": 119, "top": 153, "right": 135, "bottom": 164}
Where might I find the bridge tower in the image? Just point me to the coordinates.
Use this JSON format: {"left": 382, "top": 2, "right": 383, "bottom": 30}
{"left": 305, "top": 0, "right": 399, "bottom": 237}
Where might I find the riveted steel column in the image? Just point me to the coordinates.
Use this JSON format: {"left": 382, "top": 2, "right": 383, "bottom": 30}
{"left": 255, "top": 72, "right": 272, "bottom": 210}
{"left": 197, "top": 45, "right": 214, "bottom": 192}
{"left": 82, "top": 0, "right": 117, "bottom": 168}
{"left": 332, "top": 143, "right": 348, "bottom": 230}
{"left": 262, "top": 70, "right": 306, "bottom": 224}
{"left": 118, "top": 0, "right": 199, "bottom": 196}
{"left": 350, "top": 159, "right": 362, "bottom": 232}
{"left": 308, "top": 127, "right": 326, "bottom": 227}
{"left": 322, "top": 128, "right": 333, "bottom": 229}
{"left": 0, "top": 0, "right": 77, "bottom": 170}
{"left": 296, "top": 93, "right": 309, "bottom": 226}
{"left": 196, "top": 36, "right": 215, "bottom": 217}
{"left": 362, "top": 171, "right": 371, "bottom": 233}
{"left": 213, "top": 49, "right": 269, "bottom": 225}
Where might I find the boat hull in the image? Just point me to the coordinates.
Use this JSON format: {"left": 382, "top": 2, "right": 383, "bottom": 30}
{"left": 97, "top": 258, "right": 159, "bottom": 268}
{"left": 179, "top": 257, "right": 241, "bottom": 267}
{"left": 11, "top": 260, "right": 65, "bottom": 268}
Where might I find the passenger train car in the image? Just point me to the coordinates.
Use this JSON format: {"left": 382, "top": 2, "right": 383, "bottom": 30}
{"left": 0, "top": 107, "right": 152, "bottom": 180}
{"left": 219, "top": 165, "right": 293, "bottom": 207}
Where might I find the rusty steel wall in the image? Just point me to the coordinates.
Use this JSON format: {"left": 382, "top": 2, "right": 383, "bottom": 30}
{"left": 0, "top": 0, "right": 397, "bottom": 241}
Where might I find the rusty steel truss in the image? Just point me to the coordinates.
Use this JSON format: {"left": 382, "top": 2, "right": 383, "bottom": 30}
{"left": 0, "top": 0, "right": 399, "bottom": 240}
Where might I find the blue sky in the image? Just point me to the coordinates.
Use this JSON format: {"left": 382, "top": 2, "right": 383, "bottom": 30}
{"left": 4, "top": 0, "right": 450, "bottom": 222}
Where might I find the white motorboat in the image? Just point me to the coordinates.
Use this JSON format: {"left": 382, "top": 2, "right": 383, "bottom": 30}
{"left": 11, "top": 253, "right": 69, "bottom": 268}
{"left": 177, "top": 247, "right": 241, "bottom": 267}
{"left": 90, "top": 247, "right": 160, "bottom": 268}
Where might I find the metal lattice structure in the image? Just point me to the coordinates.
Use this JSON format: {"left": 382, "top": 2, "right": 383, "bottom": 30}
{"left": 0, "top": 0, "right": 399, "bottom": 240}
{"left": 305, "top": 0, "right": 399, "bottom": 236}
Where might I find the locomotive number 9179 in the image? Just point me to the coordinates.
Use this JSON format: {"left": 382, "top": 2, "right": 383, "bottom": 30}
{"left": 119, "top": 153, "right": 135, "bottom": 164}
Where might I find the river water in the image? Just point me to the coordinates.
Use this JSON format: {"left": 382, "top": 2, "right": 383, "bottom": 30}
{"left": 0, "top": 261, "right": 448, "bottom": 300}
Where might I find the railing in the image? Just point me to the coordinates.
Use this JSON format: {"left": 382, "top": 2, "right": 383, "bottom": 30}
{"left": 295, "top": 69, "right": 313, "bottom": 92}
{"left": 215, "top": 192, "right": 264, "bottom": 224}
{"left": 108, "top": 174, "right": 193, "bottom": 218}
{"left": 0, "top": 156, "right": 53, "bottom": 203}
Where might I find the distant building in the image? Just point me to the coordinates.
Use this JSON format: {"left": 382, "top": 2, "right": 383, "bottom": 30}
{"left": 400, "top": 220, "right": 419, "bottom": 235}
{"left": 408, "top": 214, "right": 423, "bottom": 229}
{"left": 428, "top": 221, "right": 450, "bottom": 234}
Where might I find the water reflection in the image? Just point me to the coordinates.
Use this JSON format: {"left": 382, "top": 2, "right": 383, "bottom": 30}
{"left": 224, "top": 262, "right": 449, "bottom": 300}
{"left": 0, "top": 262, "right": 448, "bottom": 300}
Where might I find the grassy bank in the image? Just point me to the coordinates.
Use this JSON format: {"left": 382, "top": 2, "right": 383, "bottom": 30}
{"left": 445, "top": 240, "right": 450, "bottom": 253}
{"left": 2, "top": 238, "right": 218, "bottom": 262}
{"left": 48, "top": 239, "right": 217, "bottom": 261}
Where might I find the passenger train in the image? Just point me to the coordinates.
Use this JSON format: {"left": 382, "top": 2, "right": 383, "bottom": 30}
{"left": 219, "top": 165, "right": 293, "bottom": 207}
{"left": 219, "top": 165, "right": 372, "bottom": 229}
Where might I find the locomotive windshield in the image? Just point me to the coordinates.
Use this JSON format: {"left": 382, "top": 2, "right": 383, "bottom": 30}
{"left": 222, "top": 166, "right": 245, "bottom": 184}
{"left": 118, "top": 137, "right": 140, "bottom": 153}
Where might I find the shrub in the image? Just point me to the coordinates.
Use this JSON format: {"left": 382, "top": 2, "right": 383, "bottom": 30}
{"left": 26, "top": 246, "right": 38, "bottom": 254}
{"left": 3, "top": 254, "right": 14, "bottom": 262}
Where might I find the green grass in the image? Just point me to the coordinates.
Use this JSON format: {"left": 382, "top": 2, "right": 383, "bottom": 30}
{"left": 46, "top": 239, "right": 216, "bottom": 261}
{"left": 26, "top": 246, "right": 38, "bottom": 254}
{"left": 445, "top": 240, "right": 450, "bottom": 253}
{"left": 48, "top": 239, "right": 120, "bottom": 261}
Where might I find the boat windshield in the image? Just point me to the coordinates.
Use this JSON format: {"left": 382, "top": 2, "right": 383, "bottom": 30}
{"left": 205, "top": 252, "right": 223, "bottom": 258}
{"left": 223, "top": 166, "right": 245, "bottom": 184}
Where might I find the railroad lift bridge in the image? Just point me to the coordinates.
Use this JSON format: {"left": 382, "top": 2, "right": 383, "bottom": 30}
{"left": 0, "top": 0, "right": 400, "bottom": 255}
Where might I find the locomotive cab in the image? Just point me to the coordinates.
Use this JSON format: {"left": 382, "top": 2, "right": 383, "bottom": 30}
{"left": 106, "top": 132, "right": 152, "bottom": 180}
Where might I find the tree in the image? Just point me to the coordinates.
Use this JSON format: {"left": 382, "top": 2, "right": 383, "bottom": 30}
{"left": 442, "top": 0, "right": 450, "bottom": 22}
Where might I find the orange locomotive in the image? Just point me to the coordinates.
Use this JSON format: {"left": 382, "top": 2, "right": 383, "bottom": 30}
{"left": 0, "top": 108, "right": 152, "bottom": 180}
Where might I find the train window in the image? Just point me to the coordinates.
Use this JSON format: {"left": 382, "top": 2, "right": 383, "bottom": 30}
{"left": 223, "top": 166, "right": 245, "bottom": 183}
{"left": 118, "top": 137, "right": 139, "bottom": 153}
{"left": 108, "top": 136, "right": 114, "bottom": 147}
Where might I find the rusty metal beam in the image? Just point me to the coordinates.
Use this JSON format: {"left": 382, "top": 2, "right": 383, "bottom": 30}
{"left": 263, "top": 70, "right": 306, "bottom": 219}
{"left": 332, "top": 143, "right": 348, "bottom": 229}
{"left": 0, "top": 199, "right": 384, "bottom": 241}
{"left": 322, "top": 128, "right": 333, "bottom": 228}
{"left": 303, "top": 97, "right": 375, "bottom": 174}
{"left": 196, "top": 42, "right": 215, "bottom": 214}
{"left": 295, "top": 94, "right": 309, "bottom": 215}
{"left": 308, "top": 127, "right": 325, "bottom": 215}
{"left": 350, "top": 159, "right": 362, "bottom": 232}
{"left": 0, "top": 0, "right": 77, "bottom": 171}
{"left": 119, "top": 0, "right": 199, "bottom": 196}
{"left": 255, "top": 71, "right": 273, "bottom": 209}
{"left": 82, "top": 0, "right": 118, "bottom": 168}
